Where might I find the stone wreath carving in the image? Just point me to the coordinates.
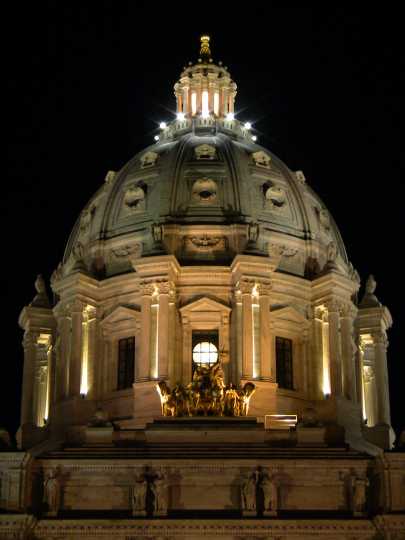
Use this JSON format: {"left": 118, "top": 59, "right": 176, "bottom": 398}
{"left": 263, "top": 183, "right": 287, "bottom": 209}
{"left": 123, "top": 183, "right": 146, "bottom": 211}
{"left": 156, "top": 360, "right": 256, "bottom": 417}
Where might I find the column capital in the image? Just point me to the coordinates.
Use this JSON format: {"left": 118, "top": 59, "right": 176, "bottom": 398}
{"left": 339, "top": 302, "right": 357, "bottom": 319}
{"left": 372, "top": 332, "right": 389, "bottom": 348}
{"left": 140, "top": 281, "right": 157, "bottom": 297}
{"left": 326, "top": 299, "right": 344, "bottom": 314}
{"left": 68, "top": 299, "right": 85, "bottom": 314}
{"left": 235, "top": 278, "right": 256, "bottom": 295}
{"left": 22, "top": 331, "right": 39, "bottom": 349}
{"left": 257, "top": 279, "right": 272, "bottom": 296}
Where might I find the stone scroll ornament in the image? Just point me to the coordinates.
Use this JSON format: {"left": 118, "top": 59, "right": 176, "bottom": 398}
{"left": 156, "top": 360, "right": 256, "bottom": 417}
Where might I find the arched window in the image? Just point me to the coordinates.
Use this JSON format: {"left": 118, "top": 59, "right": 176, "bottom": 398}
{"left": 192, "top": 341, "right": 218, "bottom": 366}
{"left": 276, "top": 336, "right": 293, "bottom": 390}
{"left": 117, "top": 337, "right": 135, "bottom": 390}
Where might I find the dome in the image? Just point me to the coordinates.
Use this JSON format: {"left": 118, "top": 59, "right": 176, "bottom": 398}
{"left": 59, "top": 38, "right": 352, "bottom": 283}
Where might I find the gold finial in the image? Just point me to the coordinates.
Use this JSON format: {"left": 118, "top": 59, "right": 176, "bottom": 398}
{"left": 200, "top": 35, "right": 211, "bottom": 61}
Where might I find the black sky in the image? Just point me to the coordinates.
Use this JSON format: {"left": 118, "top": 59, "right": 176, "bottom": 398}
{"left": 2, "top": 4, "right": 404, "bottom": 440}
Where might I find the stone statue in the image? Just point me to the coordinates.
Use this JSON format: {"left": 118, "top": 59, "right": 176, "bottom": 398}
{"left": 326, "top": 241, "right": 337, "bottom": 263}
{"left": 241, "top": 473, "right": 256, "bottom": 513}
{"left": 360, "top": 274, "right": 381, "bottom": 307}
{"left": 30, "top": 274, "right": 50, "bottom": 308}
{"left": 88, "top": 407, "right": 111, "bottom": 427}
{"left": 365, "top": 274, "right": 377, "bottom": 295}
{"left": 43, "top": 469, "right": 61, "bottom": 515}
{"left": 247, "top": 222, "right": 259, "bottom": 243}
{"left": 351, "top": 475, "right": 369, "bottom": 515}
{"left": 152, "top": 223, "right": 163, "bottom": 243}
{"left": 262, "top": 473, "right": 278, "bottom": 516}
{"left": 151, "top": 472, "right": 168, "bottom": 514}
{"left": 132, "top": 476, "right": 148, "bottom": 516}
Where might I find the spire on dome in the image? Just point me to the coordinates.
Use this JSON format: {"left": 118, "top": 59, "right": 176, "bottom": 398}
{"left": 199, "top": 35, "right": 211, "bottom": 61}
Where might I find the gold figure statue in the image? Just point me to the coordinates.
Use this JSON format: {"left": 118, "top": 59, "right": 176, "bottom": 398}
{"left": 156, "top": 360, "right": 256, "bottom": 417}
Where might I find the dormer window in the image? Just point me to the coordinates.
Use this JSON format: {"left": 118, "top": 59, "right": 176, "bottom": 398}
{"left": 194, "top": 144, "right": 216, "bottom": 160}
{"left": 140, "top": 151, "right": 158, "bottom": 168}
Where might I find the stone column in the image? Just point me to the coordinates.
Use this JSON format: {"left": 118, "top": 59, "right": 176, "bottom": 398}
{"left": 69, "top": 300, "right": 83, "bottom": 397}
{"left": 373, "top": 332, "right": 391, "bottom": 425}
{"left": 58, "top": 310, "right": 71, "bottom": 399}
{"left": 86, "top": 309, "right": 97, "bottom": 399}
{"left": 269, "top": 321, "right": 277, "bottom": 382}
{"left": 219, "top": 313, "right": 230, "bottom": 381}
{"left": 157, "top": 281, "right": 175, "bottom": 381}
{"left": 138, "top": 282, "right": 154, "bottom": 382}
{"left": 234, "top": 291, "right": 243, "bottom": 381}
{"left": 340, "top": 303, "right": 357, "bottom": 401}
{"left": 102, "top": 338, "right": 113, "bottom": 394}
{"left": 259, "top": 282, "right": 272, "bottom": 380}
{"left": 311, "top": 307, "right": 324, "bottom": 399}
{"left": 21, "top": 331, "right": 38, "bottom": 425}
{"left": 182, "top": 318, "right": 192, "bottom": 384}
{"left": 239, "top": 280, "right": 254, "bottom": 379}
{"left": 327, "top": 300, "right": 343, "bottom": 396}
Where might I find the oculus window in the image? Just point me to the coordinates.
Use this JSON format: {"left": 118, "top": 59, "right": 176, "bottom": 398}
{"left": 192, "top": 330, "right": 219, "bottom": 369}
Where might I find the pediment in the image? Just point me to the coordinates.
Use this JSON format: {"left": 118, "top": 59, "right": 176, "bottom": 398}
{"left": 101, "top": 305, "right": 140, "bottom": 327}
{"left": 270, "top": 305, "right": 308, "bottom": 324}
{"left": 180, "top": 296, "right": 231, "bottom": 315}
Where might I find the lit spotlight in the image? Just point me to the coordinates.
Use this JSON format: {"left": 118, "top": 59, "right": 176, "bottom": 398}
{"left": 159, "top": 122, "right": 167, "bottom": 129}
{"left": 226, "top": 112, "right": 235, "bottom": 121}
{"left": 244, "top": 122, "right": 252, "bottom": 130}
{"left": 251, "top": 135, "right": 257, "bottom": 142}
{"left": 177, "top": 112, "right": 185, "bottom": 121}
{"left": 154, "top": 135, "right": 160, "bottom": 141}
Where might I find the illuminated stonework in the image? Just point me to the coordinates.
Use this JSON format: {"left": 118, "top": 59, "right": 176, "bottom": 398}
{"left": 1, "top": 36, "right": 403, "bottom": 540}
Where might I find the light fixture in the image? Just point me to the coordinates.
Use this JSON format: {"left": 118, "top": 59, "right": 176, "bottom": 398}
{"left": 154, "top": 135, "right": 160, "bottom": 141}
{"left": 226, "top": 112, "right": 235, "bottom": 121}
{"left": 159, "top": 122, "right": 167, "bottom": 129}
{"left": 177, "top": 112, "right": 185, "bottom": 121}
{"left": 251, "top": 135, "right": 257, "bottom": 142}
{"left": 244, "top": 122, "right": 252, "bottom": 130}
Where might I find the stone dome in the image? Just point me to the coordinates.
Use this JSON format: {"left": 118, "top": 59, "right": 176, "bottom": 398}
{"left": 60, "top": 37, "right": 352, "bottom": 283}
{"left": 61, "top": 125, "right": 350, "bottom": 281}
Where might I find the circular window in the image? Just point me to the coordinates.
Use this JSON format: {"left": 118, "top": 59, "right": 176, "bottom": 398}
{"left": 192, "top": 178, "right": 217, "bottom": 203}
{"left": 192, "top": 341, "right": 218, "bottom": 366}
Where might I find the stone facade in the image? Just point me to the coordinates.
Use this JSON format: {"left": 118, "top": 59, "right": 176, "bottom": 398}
{"left": 1, "top": 36, "right": 404, "bottom": 540}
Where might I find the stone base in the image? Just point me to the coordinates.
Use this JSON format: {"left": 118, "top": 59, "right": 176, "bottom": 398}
{"left": 242, "top": 510, "right": 257, "bottom": 517}
{"left": 145, "top": 416, "right": 266, "bottom": 443}
{"left": 263, "top": 510, "right": 277, "bottom": 517}
{"left": 132, "top": 510, "right": 146, "bottom": 517}
{"left": 154, "top": 510, "right": 168, "bottom": 516}
{"left": 363, "top": 423, "right": 396, "bottom": 450}
{"left": 84, "top": 426, "right": 114, "bottom": 445}
{"left": 296, "top": 426, "right": 326, "bottom": 446}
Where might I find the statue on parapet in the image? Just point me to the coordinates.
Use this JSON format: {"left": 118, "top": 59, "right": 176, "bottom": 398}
{"left": 156, "top": 360, "right": 256, "bottom": 417}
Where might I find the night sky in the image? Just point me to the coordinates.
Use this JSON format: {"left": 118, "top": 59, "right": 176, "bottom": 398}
{"left": 3, "top": 4, "right": 404, "bottom": 441}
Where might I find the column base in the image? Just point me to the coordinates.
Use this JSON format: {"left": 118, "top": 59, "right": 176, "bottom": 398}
{"left": 363, "top": 423, "right": 396, "bottom": 450}
{"left": 263, "top": 510, "right": 278, "bottom": 517}
{"left": 242, "top": 509, "right": 257, "bottom": 517}
{"left": 133, "top": 380, "right": 162, "bottom": 426}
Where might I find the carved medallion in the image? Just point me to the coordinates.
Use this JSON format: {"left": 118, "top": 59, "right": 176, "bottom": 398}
{"left": 252, "top": 150, "right": 271, "bottom": 168}
{"left": 194, "top": 143, "right": 216, "bottom": 160}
